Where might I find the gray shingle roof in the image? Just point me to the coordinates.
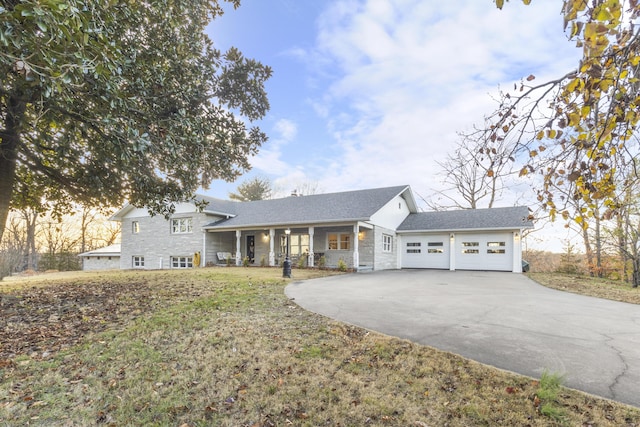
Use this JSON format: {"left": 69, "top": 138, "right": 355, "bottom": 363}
{"left": 397, "top": 206, "right": 533, "bottom": 232}
{"left": 204, "top": 185, "right": 411, "bottom": 229}
{"left": 198, "top": 195, "right": 239, "bottom": 217}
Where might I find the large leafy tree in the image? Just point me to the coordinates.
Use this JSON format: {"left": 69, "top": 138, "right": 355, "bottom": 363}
{"left": 490, "top": 0, "right": 640, "bottom": 225}
{"left": 0, "top": 0, "right": 271, "bottom": 243}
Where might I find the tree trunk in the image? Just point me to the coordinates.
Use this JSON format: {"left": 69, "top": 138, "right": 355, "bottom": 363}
{"left": 582, "top": 227, "right": 594, "bottom": 276}
{"left": 0, "top": 94, "right": 26, "bottom": 244}
{"left": 617, "top": 209, "right": 629, "bottom": 282}
{"left": 23, "top": 209, "right": 38, "bottom": 270}
{"left": 633, "top": 258, "right": 640, "bottom": 288}
{"left": 593, "top": 208, "right": 603, "bottom": 278}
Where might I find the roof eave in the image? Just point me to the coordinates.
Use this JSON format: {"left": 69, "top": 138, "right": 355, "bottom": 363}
{"left": 203, "top": 217, "right": 371, "bottom": 231}
{"left": 393, "top": 185, "right": 418, "bottom": 213}
{"left": 202, "top": 209, "right": 236, "bottom": 217}
{"left": 79, "top": 252, "right": 121, "bottom": 257}
{"left": 397, "top": 225, "right": 533, "bottom": 233}
{"left": 109, "top": 204, "right": 134, "bottom": 221}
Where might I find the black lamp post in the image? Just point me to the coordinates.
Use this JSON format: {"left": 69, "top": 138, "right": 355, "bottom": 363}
{"left": 283, "top": 228, "right": 292, "bottom": 278}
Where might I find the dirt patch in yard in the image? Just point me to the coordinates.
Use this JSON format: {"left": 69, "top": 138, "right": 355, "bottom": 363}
{"left": 0, "top": 271, "right": 224, "bottom": 360}
{"left": 2, "top": 280, "right": 153, "bottom": 359}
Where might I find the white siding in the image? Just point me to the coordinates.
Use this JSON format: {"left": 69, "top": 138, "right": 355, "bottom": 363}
{"left": 81, "top": 256, "right": 120, "bottom": 271}
{"left": 369, "top": 194, "right": 411, "bottom": 230}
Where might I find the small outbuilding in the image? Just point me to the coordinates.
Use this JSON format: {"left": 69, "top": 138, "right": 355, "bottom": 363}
{"left": 78, "top": 244, "right": 121, "bottom": 271}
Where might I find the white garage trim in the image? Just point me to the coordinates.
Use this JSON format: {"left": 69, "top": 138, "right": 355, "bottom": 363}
{"left": 400, "top": 231, "right": 522, "bottom": 272}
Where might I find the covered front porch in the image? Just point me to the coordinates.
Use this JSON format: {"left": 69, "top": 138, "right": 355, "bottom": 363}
{"left": 202, "top": 223, "right": 374, "bottom": 271}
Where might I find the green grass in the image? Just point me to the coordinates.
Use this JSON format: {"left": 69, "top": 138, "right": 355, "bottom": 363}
{"left": 1, "top": 268, "right": 639, "bottom": 426}
{"left": 536, "top": 371, "right": 567, "bottom": 423}
{"left": 529, "top": 272, "right": 640, "bottom": 304}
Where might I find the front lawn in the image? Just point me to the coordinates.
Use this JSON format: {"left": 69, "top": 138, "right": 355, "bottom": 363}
{"left": 529, "top": 272, "right": 640, "bottom": 305}
{"left": 1, "top": 268, "right": 639, "bottom": 426}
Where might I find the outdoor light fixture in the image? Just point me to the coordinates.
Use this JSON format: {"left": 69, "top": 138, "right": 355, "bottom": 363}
{"left": 283, "top": 229, "right": 292, "bottom": 278}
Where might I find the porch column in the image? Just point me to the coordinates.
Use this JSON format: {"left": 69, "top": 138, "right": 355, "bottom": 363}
{"left": 353, "top": 224, "right": 359, "bottom": 270}
{"left": 308, "top": 227, "right": 315, "bottom": 267}
{"left": 269, "top": 228, "right": 275, "bottom": 266}
{"left": 235, "top": 230, "right": 242, "bottom": 266}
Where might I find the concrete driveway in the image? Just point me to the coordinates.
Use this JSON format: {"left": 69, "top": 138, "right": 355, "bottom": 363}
{"left": 285, "top": 269, "right": 640, "bottom": 407}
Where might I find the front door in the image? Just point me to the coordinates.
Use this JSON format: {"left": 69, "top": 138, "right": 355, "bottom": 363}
{"left": 246, "top": 235, "right": 255, "bottom": 263}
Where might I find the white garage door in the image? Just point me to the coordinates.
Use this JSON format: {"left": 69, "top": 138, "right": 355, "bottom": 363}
{"left": 455, "top": 232, "right": 513, "bottom": 271}
{"left": 401, "top": 234, "right": 450, "bottom": 269}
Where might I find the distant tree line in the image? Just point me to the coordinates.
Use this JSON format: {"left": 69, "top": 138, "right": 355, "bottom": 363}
{"left": 0, "top": 206, "right": 119, "bottom": 279}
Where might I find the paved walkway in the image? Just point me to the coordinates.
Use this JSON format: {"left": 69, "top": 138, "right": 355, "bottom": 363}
{"left": 285, "top": 269, "right": 640, "bottom": 407}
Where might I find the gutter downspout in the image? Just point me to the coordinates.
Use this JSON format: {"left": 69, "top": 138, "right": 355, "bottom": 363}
{"left": 202, "top": 232, "right": 206, "bottom": 267}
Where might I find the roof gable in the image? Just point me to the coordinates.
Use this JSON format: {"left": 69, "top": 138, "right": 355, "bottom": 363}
{"left": 110, "top": 195, "right": 238, "bottom": 221}
{"left": 398, "top": 206, "right": 533, "bottom": 232}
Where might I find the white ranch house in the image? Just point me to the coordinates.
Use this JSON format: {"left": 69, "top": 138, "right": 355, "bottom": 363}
{"left": 108, "top": 185, "right": 533, "bottom": 272}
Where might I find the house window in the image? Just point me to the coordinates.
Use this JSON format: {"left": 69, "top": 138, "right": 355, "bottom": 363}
{"left": 427, "top": 241, "right": 444, "bottom": 254}
{"left": 281, "top": 234, "right": 310, "bottom": 255}
{"left": 382, "top": 234, "right": 392, "bottom": 252}
{"left": 487, "top": 242, "right": 506, "bottom": 254}
{"left": 132, "top": 221, "right": 140, "bottom": 234}
{"left": 171, "top": 256, "right": 193, "bottom": 268}
{"left": 171, "top": 218, "right": 192, "bottom": 234}
{"left": 328, "top": 233, "right": 351, "bottom": 250}
{"left": 406, "top": 242, "right": 421, "bottom": 253}
{"left": 132, "top": 256, "right": 145, "bottom": 268}
{"left": 462, "top": 242, "right": 479, "bottom": 254}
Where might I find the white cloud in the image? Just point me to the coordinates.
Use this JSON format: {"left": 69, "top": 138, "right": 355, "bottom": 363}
{"left": 273, "top": 118, "right": 298, "bottom": 142}
{"left": 301, "top": 0, "right": 580, "bottom": 199}
{"left": 250, "top": 118, "right": 298, "bottom": 174}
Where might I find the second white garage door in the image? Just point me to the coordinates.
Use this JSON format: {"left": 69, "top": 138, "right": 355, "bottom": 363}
{"left": 455, "top": 232, "right": 513, "bottom": 271}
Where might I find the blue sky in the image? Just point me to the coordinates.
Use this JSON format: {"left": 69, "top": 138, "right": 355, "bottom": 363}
{"left": 203, "top": 0, "right": 583, "bottom": 251}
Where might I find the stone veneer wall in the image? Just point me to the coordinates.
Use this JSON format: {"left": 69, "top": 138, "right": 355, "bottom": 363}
{"left": 120, "top": 212, "right": 218, "bottom": 269}
{"left": 373, "top": 226, "right": 399, "bottom": 270}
